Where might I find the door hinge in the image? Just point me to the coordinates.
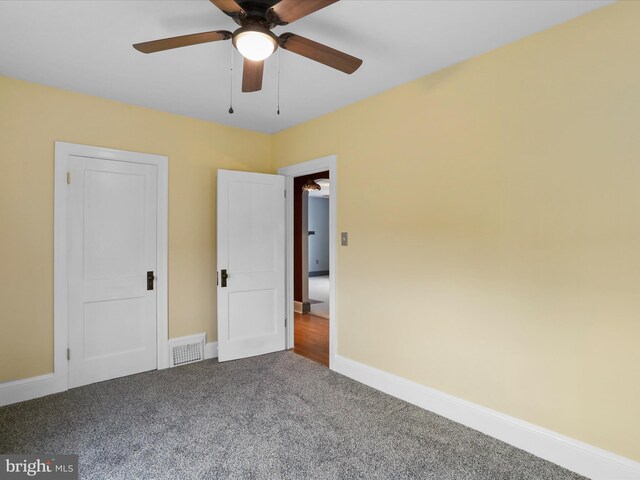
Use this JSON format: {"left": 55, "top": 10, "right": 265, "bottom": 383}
{"left": 285, "top": 317, "right": 287, "bottom": 327}
{"left": 66, "top": 172, "right": 71, "bottom": 185}
{"left": 67, "top": 348, "right": 71, "bottom": 361}
{"left": 284, "top": 190, "right": 286, "bottom": 198}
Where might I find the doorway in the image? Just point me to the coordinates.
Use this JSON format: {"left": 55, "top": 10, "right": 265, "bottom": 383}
{"left": 279, "top": 155, "right": 337, "bottom": 369}
{"left": 307, "top": 178, "right": 330, "bottom": 319}
{"left": 293, "top": 172, "right": 330, "bottom": 366}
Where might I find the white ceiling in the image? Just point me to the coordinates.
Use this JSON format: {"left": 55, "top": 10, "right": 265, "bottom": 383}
{"left": 0, "top": 0, "right": 612, "bottom": 134}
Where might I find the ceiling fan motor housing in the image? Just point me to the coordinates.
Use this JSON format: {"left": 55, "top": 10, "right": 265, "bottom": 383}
{"left": 229, "top": 1, "right": 288, "bottom": 28}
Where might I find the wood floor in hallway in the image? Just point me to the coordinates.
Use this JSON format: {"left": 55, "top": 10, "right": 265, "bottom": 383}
{"left": 293, "top": 313, "right": 329, "bottom": 367}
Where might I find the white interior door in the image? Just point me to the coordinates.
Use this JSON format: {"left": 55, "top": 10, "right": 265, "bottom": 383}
{"left": 217, "top": 169, "right": 286, "bottom": 362}
{"left": 68, "top": 155, "right": 158, "bottom": 388}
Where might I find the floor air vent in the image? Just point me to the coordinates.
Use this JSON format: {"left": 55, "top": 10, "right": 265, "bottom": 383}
{"left": 168, "top": 333, "right": 206, "bottom": 367}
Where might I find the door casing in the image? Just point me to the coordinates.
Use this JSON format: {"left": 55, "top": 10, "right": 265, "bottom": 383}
{"left": 54, "top": 141, "right": 168, "bottom": 394}
{"left": 279, "top": 155, "right": 337, "bottom": 369}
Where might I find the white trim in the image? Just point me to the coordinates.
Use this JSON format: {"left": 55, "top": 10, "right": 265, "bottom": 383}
{"left": 293, "top": 301, "right": 304, "bottom": 314}
{"left": 52, "top": 141, "right": 169, "bottom": 398}
{"left": 333, "top": 354, "right": 640, "bottom": 480}
{"left": 0, "top": 340, "right": 217, "bottom": 406}
{"left": 204, "top": 341, "right": 218, "bottom": 360}
{"left": 169, "top": 333, "right": 206, "bottom": 344}
{"left": 278, "top": 155, "right": 337, "bottom": 370}
{"left": 0, "top": 374, "right": 57, "bottom": 407}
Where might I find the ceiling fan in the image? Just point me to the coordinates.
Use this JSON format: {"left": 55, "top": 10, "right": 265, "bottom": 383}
{"left": 133, "top": 0, "right": 363, "bottom": 93}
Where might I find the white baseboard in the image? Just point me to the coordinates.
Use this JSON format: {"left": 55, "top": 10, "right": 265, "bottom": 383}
{"left": 1, "top": 340, "right": 219, "bottom": 408}
{"left": 0, "top": 373, "right": 62, "bottom": 407}
{"left": 294, "top": 301, "right": 303, "bottom": 314}
{"left": 204, "top": 341, "right": 218, "bottom": 360}
{"left": 333, "top": 355, "right": 640, "bottom": 480}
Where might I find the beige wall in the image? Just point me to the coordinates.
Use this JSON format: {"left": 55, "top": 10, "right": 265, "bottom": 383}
{"left": 0, "top": 75, "right": 271, "bottom": 382}
{"left": 2, "top": 0, "right": 639, "bottom": 463}
{"left": 272, "top": 2, "right": 640, "bottom": 462}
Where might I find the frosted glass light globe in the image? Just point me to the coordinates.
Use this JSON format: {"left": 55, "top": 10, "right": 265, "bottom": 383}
{"left": 235, "top": 31, "right": 276, "bottom": 61}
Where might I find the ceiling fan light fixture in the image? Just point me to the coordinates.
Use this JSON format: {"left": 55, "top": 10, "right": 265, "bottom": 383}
{"left": 233, "top": 26, "right": 277, "bottom": 61}
{"left": 302, "top": 179, "right": 321, "bottom": 191}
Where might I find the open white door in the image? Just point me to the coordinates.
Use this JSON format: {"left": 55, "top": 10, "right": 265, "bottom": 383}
{"left": 217, "top": 169, "right": 286, "bottom": 362}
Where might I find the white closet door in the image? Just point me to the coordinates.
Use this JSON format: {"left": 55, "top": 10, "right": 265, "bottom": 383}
{"left": 68, "top": 155, "right": 157, "bottom": 388}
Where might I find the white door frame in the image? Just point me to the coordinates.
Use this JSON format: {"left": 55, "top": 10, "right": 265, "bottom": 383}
{"left": 278, "top": 155, "right": 337, "bottom": 369}
{"left": 53, "top": 141, "right": 169, "bottom": 394}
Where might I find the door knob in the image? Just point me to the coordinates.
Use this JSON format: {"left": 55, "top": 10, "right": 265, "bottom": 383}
{"left": 147, "top": 271, "right": 155, "bottom": 290}
{"left": 221, "top": 269, "right": 229, "bottom": 288}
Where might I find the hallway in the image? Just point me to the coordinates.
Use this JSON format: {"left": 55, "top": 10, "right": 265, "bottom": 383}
{"left": 308, "top": 275, "right": 329, "bottom": 318}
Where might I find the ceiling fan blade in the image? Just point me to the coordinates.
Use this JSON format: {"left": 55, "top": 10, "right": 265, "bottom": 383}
{"left": 279, "top": 33, "right": 362, "bottom": 74}
{"left": 269, "top": 0, "right": 338, "bottom": 25}
{"left": 242, "top": 58, "right": 264, "bottom": 92}
{"left": 209, "top": 0, "right": 245, "bottom": 17}
{"left": 133, "top": 30, "right": 232, "bottom": 54}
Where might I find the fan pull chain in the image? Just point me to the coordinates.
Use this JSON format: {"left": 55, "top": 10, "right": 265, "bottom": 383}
{"left": 276, "top": 49, "right": 281, "bottom": 115}
{"left": 228, "top": 44, "right": 234, "bottom": 114}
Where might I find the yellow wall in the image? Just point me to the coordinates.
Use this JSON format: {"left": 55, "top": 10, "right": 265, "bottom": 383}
{"left": 2, "top": 0, "right": 639, "bottom": 463}
{"left": 0, "top": 75, "right": 271, "bottom": 382}
{"left": 272, "top": 2, "right": 640, "bottom": 462}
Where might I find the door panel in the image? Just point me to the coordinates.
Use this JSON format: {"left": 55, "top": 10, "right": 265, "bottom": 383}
{"left": 228, "top": 182, "right": 279, "bottom": 273}
{"left": 68, "top": 156, "right": 157, "bottom": 388}
{"left": 228, "top": 289, "right": 278, "bottom": 340}
{"left": 217, "top": 170, "right": 286, "bottom": 362}
{"left": 83, "top": 298, "right": 147, "bottom": 359}
{"left": 83, "top": 169, "right": 146, "bottom": 280}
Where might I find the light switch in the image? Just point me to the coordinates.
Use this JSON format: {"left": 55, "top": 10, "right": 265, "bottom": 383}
{"left": 341, "top": 232, "right": 348, "bottom": 246}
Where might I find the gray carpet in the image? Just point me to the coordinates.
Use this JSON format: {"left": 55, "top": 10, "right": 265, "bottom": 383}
{"left": 0, "top": 352, "right": 584, "bottom": 480}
